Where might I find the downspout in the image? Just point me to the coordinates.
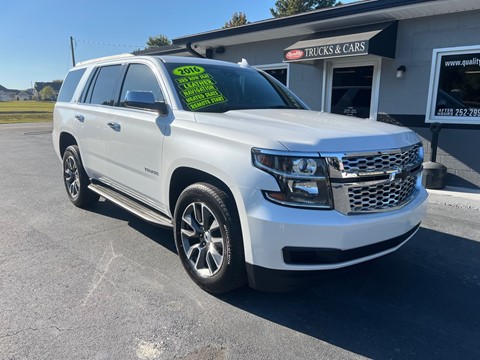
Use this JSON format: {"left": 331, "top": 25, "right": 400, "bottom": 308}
{"left": 186, "top": 42, "right": 205, "bottom": 58}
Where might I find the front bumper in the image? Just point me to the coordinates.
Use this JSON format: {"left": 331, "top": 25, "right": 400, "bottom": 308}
{"left": 246, "top": 223, "right": 420, "bottom": 291}
{"left": 240, "top": 187, "right": 428, "bottom": 290}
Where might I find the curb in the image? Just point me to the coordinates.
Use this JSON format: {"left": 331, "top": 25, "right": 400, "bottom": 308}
{"left": 427, "top": 186, "right": 480, "bottom": 210}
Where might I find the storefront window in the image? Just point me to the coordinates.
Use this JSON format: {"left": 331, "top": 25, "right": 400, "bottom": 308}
{"left": 426, "top": 46, "right": 480, "bottom": 124}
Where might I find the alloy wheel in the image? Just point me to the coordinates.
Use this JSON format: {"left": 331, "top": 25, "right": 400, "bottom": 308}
{"left": 180, "top": 202, "right": 225, "bottom": 277}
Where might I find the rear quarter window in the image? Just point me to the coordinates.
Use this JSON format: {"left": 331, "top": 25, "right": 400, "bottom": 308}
{"left": 57, "top": 68, "right": 86, "bottom": 103}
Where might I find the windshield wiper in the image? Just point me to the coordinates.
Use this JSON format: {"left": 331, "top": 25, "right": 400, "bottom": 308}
{"left": 205, "top": 105, "right": 250, "bottom": 113}
{"left": 267, "top": 105, "right": 291, "bottom": 109}
{"left": 197, "top": 104, "right": 294, "bottom": 113}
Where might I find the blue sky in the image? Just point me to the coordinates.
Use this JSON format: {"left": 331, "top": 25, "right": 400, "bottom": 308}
{"left": 0, "top": 0, "right": 354, "bottom": 90}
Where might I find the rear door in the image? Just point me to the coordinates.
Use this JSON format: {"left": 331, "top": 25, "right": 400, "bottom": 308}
{"left": 75, "top": 64, "right": 123, "bottom": 179}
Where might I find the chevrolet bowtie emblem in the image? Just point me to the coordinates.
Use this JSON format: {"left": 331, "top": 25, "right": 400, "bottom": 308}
{"left": 389, "top": 167, "right": 409, "bottom": 182}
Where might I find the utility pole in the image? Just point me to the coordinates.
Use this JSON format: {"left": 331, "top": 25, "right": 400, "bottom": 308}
{"left": 70, "top": 36, "right": 76, "bottom": 66}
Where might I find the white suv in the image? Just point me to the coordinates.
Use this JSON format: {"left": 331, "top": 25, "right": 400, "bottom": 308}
{"left": 53, "top": 54, "right": 427, "bottom": 293}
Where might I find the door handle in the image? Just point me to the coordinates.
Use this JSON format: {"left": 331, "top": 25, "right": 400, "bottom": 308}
{"left": 107, "top": 122, "right": 121, "bottom": 131}
{"left": 74, "top": 114, "right": 84, "bottom": 122}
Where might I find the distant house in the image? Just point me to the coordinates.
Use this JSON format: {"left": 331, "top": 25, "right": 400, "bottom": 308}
{"left": 34, "top": 81, "right": 62, "bottom": 100}
{"left": 0, "top": 85, "right": 33, "bottom": 101}
{"left": 25, "top": 88, "right": 35, "bottom": 98}
{"left": 16, "top": 91, "right": 30, "bottom": 101}
{"left": 0, "top": 85, "right": 17, "bottom": 101}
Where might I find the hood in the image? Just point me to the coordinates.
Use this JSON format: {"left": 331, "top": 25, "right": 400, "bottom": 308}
{"left": 193, "top": 109, "right": 420, "bottom": 153}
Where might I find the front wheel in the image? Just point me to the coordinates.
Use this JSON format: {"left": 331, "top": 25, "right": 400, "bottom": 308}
{"left": 62, "top": 145, "right": 99, "bottom": 208}
{"left": 174, "top": 183, "right": 246, "bottom": 294}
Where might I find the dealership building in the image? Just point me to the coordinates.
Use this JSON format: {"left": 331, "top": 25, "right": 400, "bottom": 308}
{"left": 144, "top": 0, "right": 480, "bottom": 188}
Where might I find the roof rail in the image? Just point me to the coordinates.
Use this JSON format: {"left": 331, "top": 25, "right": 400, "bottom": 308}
{"left": 75, "top": 53, "right": 135, "bottom": 66}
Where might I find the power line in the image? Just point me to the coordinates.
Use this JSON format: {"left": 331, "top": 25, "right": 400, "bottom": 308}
{"left": 75, "top": 38, "right": 144, "bottom": 48}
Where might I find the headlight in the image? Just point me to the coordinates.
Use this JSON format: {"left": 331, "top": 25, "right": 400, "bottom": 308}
{"left": 252, "top": 148, "right": 333, "bottom": 209}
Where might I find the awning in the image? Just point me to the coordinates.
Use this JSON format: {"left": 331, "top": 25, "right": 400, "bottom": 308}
{"left": 283, "top": 22, "right": 398, "bottom": 62}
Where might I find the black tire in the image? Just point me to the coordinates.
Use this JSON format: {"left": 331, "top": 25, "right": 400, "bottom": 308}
{"left": 174, "top": 183, "right": 247, "bottom": 294}
{"left": 62, "top": 145, "right": 99, "bottom": 208}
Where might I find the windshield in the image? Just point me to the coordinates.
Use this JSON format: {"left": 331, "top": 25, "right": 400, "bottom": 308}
{"left": 164, "top": 62, "right": 307, "bottom": 112}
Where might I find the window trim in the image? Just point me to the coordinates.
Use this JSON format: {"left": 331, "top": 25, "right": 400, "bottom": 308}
{"left": 425, "top": 45, "right": 480, "bottom": 125}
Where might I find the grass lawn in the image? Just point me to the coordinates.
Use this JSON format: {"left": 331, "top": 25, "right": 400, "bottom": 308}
{"left": 0, "top": 101, "right": 54, "bottom": 124}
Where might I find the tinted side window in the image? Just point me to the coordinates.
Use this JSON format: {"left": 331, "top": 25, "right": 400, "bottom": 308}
{"left": 88, "top": 65, "right": 122, "bottom": 106}
{"left": 57, "top": 68, "right": 86, "bottom": 103}
{"left": 119, "top": 64, "right": 164, "bottom": 106}
{"left": 80, "top": 67, "right": 99, "bottom": 104}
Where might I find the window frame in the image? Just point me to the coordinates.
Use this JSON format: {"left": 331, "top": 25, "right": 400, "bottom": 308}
{"left": 425, "top": 45, "right": 480, "bottom": 125}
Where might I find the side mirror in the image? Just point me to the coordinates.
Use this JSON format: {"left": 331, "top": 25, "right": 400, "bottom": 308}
{"left": 124, "top": 91, "right": 168, "bottom": 116}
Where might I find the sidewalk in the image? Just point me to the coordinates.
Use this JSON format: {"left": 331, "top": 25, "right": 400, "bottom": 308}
{"left": 427, "top": 186, "right": 480, "bottom": 210}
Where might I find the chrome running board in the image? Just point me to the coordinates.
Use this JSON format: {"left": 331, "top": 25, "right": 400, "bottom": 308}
{"left": 88, "top": 183, "right": 173, "bottom": 228}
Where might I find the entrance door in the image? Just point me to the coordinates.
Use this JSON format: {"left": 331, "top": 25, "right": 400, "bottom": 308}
{"left": 331, "top": 66, "right": 373, "bottom": 118}
{"left": 324, "top": 58, "right": 381, "bottom": 119}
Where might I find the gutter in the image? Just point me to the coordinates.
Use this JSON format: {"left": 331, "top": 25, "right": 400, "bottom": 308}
{"left": 172, "top": 0, "right": 437, "bottom": 45}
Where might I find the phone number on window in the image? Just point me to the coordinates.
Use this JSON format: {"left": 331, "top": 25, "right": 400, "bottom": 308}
{"left": 436, "top": 108, "right": 480, "bottom": 117}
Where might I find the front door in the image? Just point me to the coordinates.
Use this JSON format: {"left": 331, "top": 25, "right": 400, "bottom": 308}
{"left": 331, "top": 65, "right": 373, "bottom": 119}
{"left": 105, "top": 62, "right": 169, "bottom": 213}
{"left": 324, "top": 58, "right": 381, "bottom": 119}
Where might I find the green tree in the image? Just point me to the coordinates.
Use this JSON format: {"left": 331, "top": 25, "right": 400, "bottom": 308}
{"left": 39, "top": 86, "right": 55, "bottom": 101}
{"left": 270, "top": 0, "right": 342, "bottom": 18}
{"left": 223, "top": 12, "right": 248, "bottom": 28}
{"left": 146, "top": 34, "right": 171, "bottom": 48}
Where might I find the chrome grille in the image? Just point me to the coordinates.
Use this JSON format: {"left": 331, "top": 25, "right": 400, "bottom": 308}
{"left": 342, "top": 144, "right": 421, "bottom": 174}
{"left": 324, "top": 142, "right": 423, "bottom": 215}
{"left": 348, "top": 175, "right": 417, "bottom": 212}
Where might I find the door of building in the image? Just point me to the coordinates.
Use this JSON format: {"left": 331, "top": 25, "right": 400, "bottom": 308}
{"left": 331, "top": 65, "right": 373, "bottom": 118}
{"left": 324, "top": 58, "right": 381, "bottom": 119}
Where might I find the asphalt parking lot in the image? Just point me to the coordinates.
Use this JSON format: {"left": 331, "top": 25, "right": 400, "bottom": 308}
{"left": 1, "top": 123, "right": 479, "bottom": 360}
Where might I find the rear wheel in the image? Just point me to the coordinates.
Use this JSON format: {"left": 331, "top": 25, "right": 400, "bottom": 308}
{"left": 174, "top": 183, "right": 246, "bottom": 294}
{"left": 62, "top": 145, "right": 99, "bottom": 208}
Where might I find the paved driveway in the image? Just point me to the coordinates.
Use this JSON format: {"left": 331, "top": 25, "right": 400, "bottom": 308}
{"left": 1, "top": 123, "right": 479, "bottom": 359}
